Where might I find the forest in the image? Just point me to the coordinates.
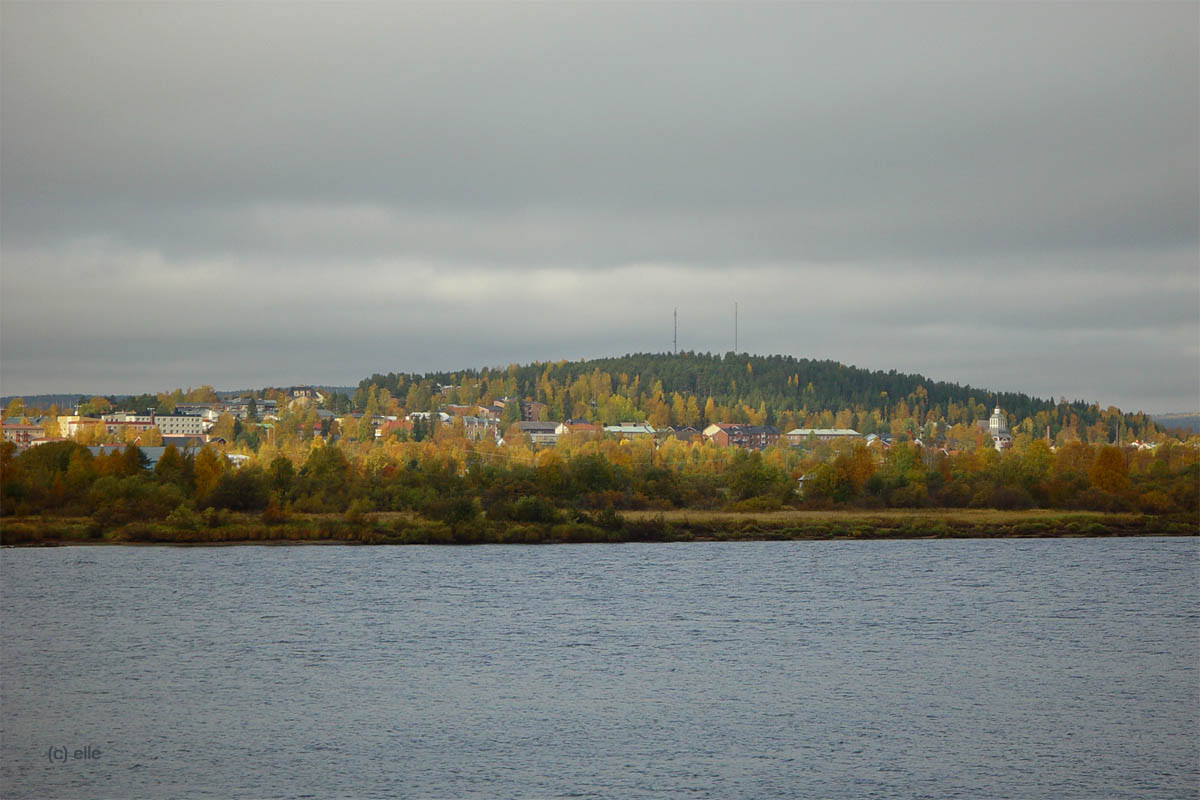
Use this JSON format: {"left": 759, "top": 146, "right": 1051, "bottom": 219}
{"left": 1, "top": 352, "right": 1196, "bottom": 544}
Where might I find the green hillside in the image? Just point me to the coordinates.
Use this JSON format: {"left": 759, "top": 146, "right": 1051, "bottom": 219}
{"left": 357, "top": 351, "right": 1160, "bottom": 444}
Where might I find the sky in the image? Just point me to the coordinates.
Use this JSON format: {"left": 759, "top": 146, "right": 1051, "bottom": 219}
{"left": 2, "top": 2, "right": 1197, "bottom": 413}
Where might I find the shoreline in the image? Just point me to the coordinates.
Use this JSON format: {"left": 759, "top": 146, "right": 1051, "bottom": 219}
{"left": 8, "top": 533, "right": 1197, "bottom": 547}
{"left": 3, "top": 510, "right": 1195, "bottom": 547}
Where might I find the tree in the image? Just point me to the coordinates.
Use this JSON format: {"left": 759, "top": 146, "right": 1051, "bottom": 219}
{"left": 356, "top": 413, "right": 376, "bottom": 443}
{"left": 193, "top": 447, "right": 225, "bottom": 501}
{"left": 3, "top": 398, "right": 25, "bottom": 418}
{"left": 154, "top": 444, "right": 192, "bottom": 491}
{"left": 1089, "top": 446, "right": 1129, "bottom": 493}
{"left": 120, "top": 444, "right": 149, "bottom": 476}
{"left": 500, "top": 402, "right": 521, "bottom": 429}
{"left": 210, "top": 413, "right": 236, "bottom": 442}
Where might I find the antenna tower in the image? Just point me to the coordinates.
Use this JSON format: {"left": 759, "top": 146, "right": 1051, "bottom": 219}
{"left": 673, "top": 308, "right": 678, "bottom": 355}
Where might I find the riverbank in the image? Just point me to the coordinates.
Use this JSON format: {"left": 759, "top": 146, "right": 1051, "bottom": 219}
{"left": 2, "top": 508, "right": 1195, "bottom": 546}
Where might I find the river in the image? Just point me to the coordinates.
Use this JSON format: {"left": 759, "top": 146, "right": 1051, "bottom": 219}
{"left": 2, "top": 538, "right": 1196, "bottom": 799}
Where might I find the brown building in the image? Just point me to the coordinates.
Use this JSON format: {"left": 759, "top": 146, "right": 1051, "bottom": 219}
{"left": 702, "top": 423, "right": 780, "bottom": 450}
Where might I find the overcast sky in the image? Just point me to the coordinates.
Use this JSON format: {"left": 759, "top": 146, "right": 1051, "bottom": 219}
{"left": 2, "top": 2, "right": 1197, "bottom": 412}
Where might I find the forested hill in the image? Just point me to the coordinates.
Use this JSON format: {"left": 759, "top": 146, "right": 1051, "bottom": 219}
{"left": 357, "top": 352, "right": 1160, "bottom": 444}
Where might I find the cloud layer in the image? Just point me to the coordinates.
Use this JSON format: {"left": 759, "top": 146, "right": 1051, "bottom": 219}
{"left": 2, "top": 3, "right": 1197, "bottom": 411}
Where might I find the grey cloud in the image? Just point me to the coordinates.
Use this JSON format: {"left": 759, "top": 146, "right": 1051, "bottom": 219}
{"left": 1, "top": 2, "right": 1196, "bottom": 412}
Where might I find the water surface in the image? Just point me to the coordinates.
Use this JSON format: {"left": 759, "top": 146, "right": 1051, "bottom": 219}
{"left": 3, "top": 538, "right": 1197, "bottom": 799}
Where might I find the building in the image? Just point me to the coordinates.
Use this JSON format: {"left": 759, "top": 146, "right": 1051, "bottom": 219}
{"left": 556, "top": 419, "right": 601, "bottom": 436}
{"left": 2, "top": 417, "right": 47, "bottom": 451}
{"left": 987, "top": 406, "right": 1012, "bottom": 451}
{"left": 174, "top": 402, "right": 220, "bottom": 418}
{"left": 662, "top": 425, "right": 701, "bottom": 443}
{"left": 786, "top": 428, "right": 862, "bottom": 446}
{"left": 702, "top": 423, "right": 780, "bottom": 450}
{"left": 603, "top": 423, "right": 657, "bottom": 440}
{"left": 153, "top": 414, "right": 212, "bottom": 437}
{"left": 516, "top": 421, "right": 559, "bottom": 447}
{"left": 521, "top": 401, "right": 548, "bottom": 422}
{"left": 57, "top": 415, "right": 104, "bottom": 439}
{"left": 87, "top": 444, "right": 171, "bottom": 470}
{"left": 460, "top": 416, "right": 501, "bottom": 441}
{"left": 101, "top": 412, "right": 157, "bottom": 438}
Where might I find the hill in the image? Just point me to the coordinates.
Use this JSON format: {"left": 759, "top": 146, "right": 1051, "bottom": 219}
{"left": 357, "top": 351, "right": 1160, "bottom": 444}
{"left": 1151, "top": 414, "right": 1200, "bottom": 434}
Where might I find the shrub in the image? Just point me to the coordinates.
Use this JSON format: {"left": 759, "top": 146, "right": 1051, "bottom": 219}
{"left": 512, "top": 495, "right": 560, "bottom": 523}
{"left": 1136, "top": 490, "right": 1175, "bottom": 514}
{"left": 344, "top": 497, "right": 373, "bottom": 524}
{"left": 165, "top": 504, "right": 202, "bottom": 530}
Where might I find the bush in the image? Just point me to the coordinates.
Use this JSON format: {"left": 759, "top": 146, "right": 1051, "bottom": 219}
{"left": 206, "top": 468, "right": 268, "bottom": 511}
{"left": 1071, "top": 487, "right": 1126, "bottom": 512}
{"left": 990, "top": 486, "right": 1035, "bottom": 510}
{"left": 165, "top": 504, "right": 202, "bottom": 530}
{"left": 344, "top": 497, "right": 373, "bottom": 524}
{"left": 888, "top": 484, "right": 929, "bottom": 508}
{"left": 1136, "top": 489, "right": 1175, "bottom": 514}
{"left": 512, "top": 495, "right": 560, "bottom": 523}
{"left": 261, "top": 498, "right": 290, "bottom": 525}
{"left": 424, "top": 496, "right": 481, "bottom": 525}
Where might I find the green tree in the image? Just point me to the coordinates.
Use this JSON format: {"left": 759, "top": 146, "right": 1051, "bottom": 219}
{"left": 154, "top": 444, "right": 193, "bottom": 491}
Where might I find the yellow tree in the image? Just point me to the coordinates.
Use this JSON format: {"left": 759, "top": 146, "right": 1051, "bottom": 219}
{"left": 194, "top": 447, "right": 224, "bottom": 500}
{"left": 1089, "top": 446, "right": 1129, "bottom": 493}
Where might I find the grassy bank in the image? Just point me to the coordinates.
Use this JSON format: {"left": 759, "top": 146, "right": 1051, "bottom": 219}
{"left": 2, "top": 508, "right": 1195, "bottom": 546}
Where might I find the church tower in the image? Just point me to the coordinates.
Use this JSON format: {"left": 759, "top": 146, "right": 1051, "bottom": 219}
{"left": 988, "top": 406, "right": 1012, "bottom": 450}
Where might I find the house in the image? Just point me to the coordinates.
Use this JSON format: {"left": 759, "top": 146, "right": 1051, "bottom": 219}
{"left": 2, "top": 417, "right": 47, "bottom": 451}
{"left": 785, "top": 428, "right": 861, "bottom": 446}
{"left": 864, "top": 433, "right": 892, "bottom": 450}
{"left": 407, "top": 411, "right": 453, "bottom": 424}
{"left": 225, "top": 397, "right": 277, "bottom": 419}
{"left": 174, "top": 403, "right": 221, "bottom": 420}
{"left": 662, "top": 426, "right": 701, "bottom": 443}
{"left": 603, "top": 423, "right": 656, "bottom": 440}
{"left": 161, "top": 435, "right": 207, "bottom": 451}
{"left": 460, "top": 416, "right": 500, "bottom": 441}
{"left": 517, "top": 420, "right": 559, "bottom": 447}
{"left": 556, "top": 419, "right": 601, "bottom": 436}
{"left": 521, "top": 401, "right": 548, "bottom": 421}
{"left": 702, "top": 423, "right": 780, "bottom": 450}
{"left": 289, "top": 386, "right": 327, "bottom": 402}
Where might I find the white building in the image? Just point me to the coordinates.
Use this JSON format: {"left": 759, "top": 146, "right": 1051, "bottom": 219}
{"left": 154, "top": 414, "right": 212, "bottom": 437}
{"left": 988, "top": 407, "right": 1012, "bottom": 451}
